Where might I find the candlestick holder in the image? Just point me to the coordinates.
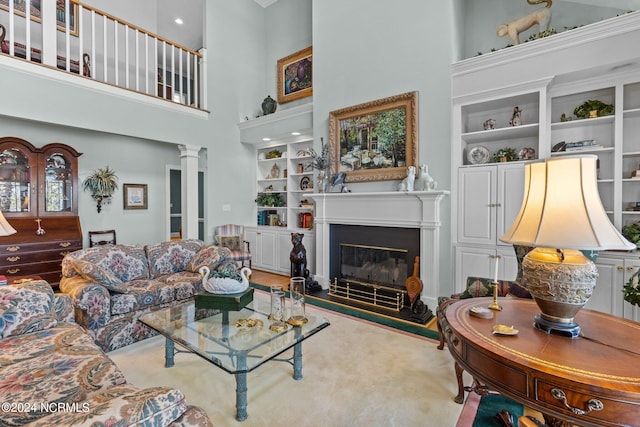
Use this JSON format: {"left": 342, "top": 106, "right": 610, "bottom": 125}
{"left": 488, "top": 281, "right": 502, "bottom": 311}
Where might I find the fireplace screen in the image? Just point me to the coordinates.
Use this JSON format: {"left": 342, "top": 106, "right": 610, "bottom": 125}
{"left": 330, "top": 243, "right": 409, "bottom": 312}
{"left": 339, "top": 243, "right": 408, "bottom": 288}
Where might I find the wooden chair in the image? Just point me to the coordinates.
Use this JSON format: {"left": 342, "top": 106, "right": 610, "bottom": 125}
{"left": 214, "top": 224, "right": 251, "bottom": 268}
{"left": 89, "top": 230, "right": 117, "bottom": 247}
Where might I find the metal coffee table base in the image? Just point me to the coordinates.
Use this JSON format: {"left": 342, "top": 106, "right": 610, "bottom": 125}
{"left": 163, "top": 337, "right": 305, "bottom": 422}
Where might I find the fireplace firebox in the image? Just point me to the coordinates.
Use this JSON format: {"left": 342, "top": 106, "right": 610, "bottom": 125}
{"left": 328, "top": 224, "right": 420, "bottom": 313}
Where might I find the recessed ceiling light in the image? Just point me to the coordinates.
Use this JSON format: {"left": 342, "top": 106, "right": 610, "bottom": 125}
{"left": 262, "top": 137, "right": 271, "bottom": 141}
{"left": 175, "top": 18, "right": 184, "bottom": 25}
{"left": 291, "top": 132, "right": 301, "bottom": 136}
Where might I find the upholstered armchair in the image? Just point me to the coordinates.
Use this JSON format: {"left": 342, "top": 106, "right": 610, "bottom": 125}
{"left": 214, "top": 224, "right": 252, "bottom": 268}
{"left": 437, "top": 245, "right": 534, "bottom": 351}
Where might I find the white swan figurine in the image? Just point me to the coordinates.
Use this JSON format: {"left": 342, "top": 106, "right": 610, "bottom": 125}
{"left": 199, "top": 266, "right": 251, "bottom": 294}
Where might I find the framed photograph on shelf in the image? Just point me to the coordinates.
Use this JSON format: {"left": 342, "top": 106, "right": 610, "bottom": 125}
{"left": 277, "top": 46, "right": 312, "bottom": 104}
{"left": 123, "top": 184, "right": 147, "bottom": 210}
{"left": 328, "top": 91, "right": 418, "bottom": 183}
{"left": 0, "top": 0, "right": 79, "bottom": 35}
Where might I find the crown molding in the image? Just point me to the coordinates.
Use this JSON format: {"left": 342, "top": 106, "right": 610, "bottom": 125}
{"left": 254, "top": 0, "right": 278, "bottom": 8}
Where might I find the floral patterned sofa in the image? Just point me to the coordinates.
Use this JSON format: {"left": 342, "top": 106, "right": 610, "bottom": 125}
{"left": 59, "top": 239, "right": 231, "bottom": 352}
{"left": 0, "top": 280, "right": 213, "bottom": 426}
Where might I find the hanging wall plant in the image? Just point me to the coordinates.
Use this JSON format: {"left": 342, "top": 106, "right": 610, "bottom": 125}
{"left": 83, "top": 166, "right": 119, "bottom": 213}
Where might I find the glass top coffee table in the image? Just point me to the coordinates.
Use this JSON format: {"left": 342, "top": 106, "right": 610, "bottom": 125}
{"left": 139, "top": 295, "right": 330, "bottom": 421}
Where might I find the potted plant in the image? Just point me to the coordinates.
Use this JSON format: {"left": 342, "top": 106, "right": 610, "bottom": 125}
{"left": 83, "top": 166, "right": 118, "bottom": 213}
{"left": 256, "top": 192, "right": 285, "bottom": 207}
{"left": 573, "top": 99, "right": 615, "bottom": 119}
{"left": 304, "top": 137, "right": 332, "bottom": 192}
{"left": 491, "top": 147, "right": 519, "bottom": 163}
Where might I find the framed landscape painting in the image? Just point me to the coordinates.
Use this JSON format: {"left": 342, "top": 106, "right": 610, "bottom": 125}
{"left": 277, "top": 46, "right": 312, "bottom": 104}
{"left": 0, "top": 0, "right": 79, "bottom": 35}
{"left": 328, "top": 91, "right": 418, "bottom": 183}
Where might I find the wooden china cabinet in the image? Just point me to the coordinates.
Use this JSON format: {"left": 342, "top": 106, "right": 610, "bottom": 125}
{"left": 0, "top": 137, "right": 83, "bottom": 288}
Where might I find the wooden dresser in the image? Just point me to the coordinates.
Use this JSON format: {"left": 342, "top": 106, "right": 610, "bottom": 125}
{"left": 0, "top": 137, "right": 82, "bottom": 288}
{"left": 0, "top": 217, "right": 82, "bottom": 287}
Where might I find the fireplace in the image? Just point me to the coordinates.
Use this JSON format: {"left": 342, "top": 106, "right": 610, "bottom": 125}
{"left": 328, "top": 224, "right": 420, "bottom": 311}
{"left": 309, "top": 191, "right": 449, "bottom": 312}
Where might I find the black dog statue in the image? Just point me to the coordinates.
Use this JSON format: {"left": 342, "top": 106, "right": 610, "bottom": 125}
{"left": 289, "top": 232, "right": 321, "bottom": 293}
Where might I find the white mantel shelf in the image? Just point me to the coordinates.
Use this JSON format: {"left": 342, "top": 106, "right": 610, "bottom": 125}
{"left": 309, "top": 190, "right": 449, "bottom": 310}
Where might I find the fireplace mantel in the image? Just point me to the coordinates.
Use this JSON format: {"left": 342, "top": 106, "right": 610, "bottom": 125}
{"left": 309, "top": 191, "right": 449, "bottom": 310}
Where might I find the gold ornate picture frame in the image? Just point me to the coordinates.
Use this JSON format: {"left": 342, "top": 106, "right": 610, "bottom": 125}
{"left": 277, "top": 46, "right": 312, "bottom": 104}
{"left": 329, "top": 91, "right": 418, "bottom": 183}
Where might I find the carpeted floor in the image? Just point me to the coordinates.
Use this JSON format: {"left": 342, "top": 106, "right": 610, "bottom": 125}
{"left": 110, "top": 288, "right": 468, "bottom": 426}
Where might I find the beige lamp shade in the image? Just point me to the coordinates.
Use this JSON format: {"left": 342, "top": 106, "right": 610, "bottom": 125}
{"left": 500, "top": 155, "right": 634, "bottom": 251}
{"left": 0, "top": 210, "right": 16, "bottom": 236}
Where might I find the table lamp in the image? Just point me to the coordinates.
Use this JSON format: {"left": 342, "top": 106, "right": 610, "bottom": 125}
{"left": 500, "top": 155, "right": 634, "bottom": 337}
{"left": 0, "top": 209, "right": 16, "bottom": 236}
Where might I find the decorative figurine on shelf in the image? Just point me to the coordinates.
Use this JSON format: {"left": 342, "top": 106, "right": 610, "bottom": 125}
{"left": 35, "top": 218, "right": 45, "bottom": 236}
{"left": 261, "top": 95, "right": 277, "bottom": 115}
{"left": 270, "top": 163, "right": 280, "bottom": 179}
{"left": 497, "top": 0, "right": 553, "bottom": 46}
{"left": 330, "top": 172, "right": 350, "bottom": 193}
{"left": 416, "top": 164, "right": 437, "bottom": 191}
{"left": 483, "top": 118, "right": 496, "bottom": 130}
{"left": 290, "top": 232, "right": 307, "bottom": 278}
{"left": 509, "top": 106, "right": 523, "bottom": 126}
{"left": 398, "top": 165, "right": 416, "bottom": 192}
{"left": 289, "top": 232, "right": 321, "bottom": 293}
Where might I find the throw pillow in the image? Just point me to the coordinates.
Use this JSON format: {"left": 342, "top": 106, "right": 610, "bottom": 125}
{"left": 218, "top": 234, "right": 243, "bottom": 252}
{"left": 460, "top": 277, "right": 510, "bottom": 299}
{"left": 187, "top": 245, "right": 231, "bottom": 273}
{"left": 71, "top": 259, "right": 128, "bottom": 293}
{"left": 0, "top": 281, "right": 58, "bottom": 338}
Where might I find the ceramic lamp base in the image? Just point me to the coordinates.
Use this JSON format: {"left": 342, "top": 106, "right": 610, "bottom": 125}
{"left": 533, "top": 313, "right": 581, "bottom": 338}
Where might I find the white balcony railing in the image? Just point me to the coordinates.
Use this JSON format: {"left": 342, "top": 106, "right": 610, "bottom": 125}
{"left": 0, "top": 0, "right": 206, "bottom": 110}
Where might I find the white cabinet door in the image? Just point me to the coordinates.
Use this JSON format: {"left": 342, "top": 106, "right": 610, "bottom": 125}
{"left": 588, "top": 255, "right": 640, "bottom": 318}
{"left": 589, "top": 256, "right": 623, "bottom": 316}
{"left": 259, "top": 229, "right": 278, "bottom": 271}
{"left": 278, "top": 231, "right": 293, "bottom": 274}
{"left": 457, "top": 167, "right": 495, "bottom": 245}
{"left": 458, "top": 164, "right": 525, "bottom": 246}
{"left": 496, "top": 163, "right": 525, "bottom": 242}
{"left": 454, "top": 245, "right": 516, "bottom": 294}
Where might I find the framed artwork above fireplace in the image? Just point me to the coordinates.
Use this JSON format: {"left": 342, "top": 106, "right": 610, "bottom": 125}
{"left": 328, "top": 91, "right": 418, "bottom": 183}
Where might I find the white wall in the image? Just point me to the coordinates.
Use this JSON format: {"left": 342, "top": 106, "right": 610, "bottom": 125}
{"left": 0, "top": 115, "right": 192, "bottom": 246}
{"left": 312, "top": 0, "right": 455, "bottom": 293}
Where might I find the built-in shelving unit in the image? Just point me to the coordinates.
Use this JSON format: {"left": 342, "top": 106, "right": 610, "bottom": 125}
{"left": 238, "top": 103, "right": 316, "bottom": 274}
{"left": 451, "top": 11, "right": 640, "bottom": 319}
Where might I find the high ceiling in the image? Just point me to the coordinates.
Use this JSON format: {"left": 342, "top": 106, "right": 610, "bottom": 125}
{"left": 157, "top": 0, "right": 640, "bottom": 51}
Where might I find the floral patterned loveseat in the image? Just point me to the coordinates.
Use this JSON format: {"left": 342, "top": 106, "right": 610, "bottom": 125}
{"left": 60, "top": 239, "right": 231, "bottom": 352}
{"left": 0, "top": 280, "right": 212, "bottom": 427}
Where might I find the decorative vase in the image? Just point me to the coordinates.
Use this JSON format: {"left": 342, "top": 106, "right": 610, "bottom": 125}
{"left": 317, "top": 169, "right": 328, "bottom": 193}
{"left": 262, "top": 95, "right": 277, "bottom": 115}
{"left": 288, "top": 276, "right": 307, "bottom": 326}
{"left": 199, "top": 266, "right": 251, "bottom": 294}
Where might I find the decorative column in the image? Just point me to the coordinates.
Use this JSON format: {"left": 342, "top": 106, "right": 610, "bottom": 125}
{"left": 178, "top": 144, "right": 201, "bottom": 240}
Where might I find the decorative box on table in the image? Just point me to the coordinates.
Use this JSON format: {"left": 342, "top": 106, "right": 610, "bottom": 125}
{"left": 195, "top": 287, "right": 254, "bottom": 311}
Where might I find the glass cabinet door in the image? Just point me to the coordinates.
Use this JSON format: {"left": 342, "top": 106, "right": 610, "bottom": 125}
{"left": 38, "top": 144, "right": 80, "bottom": 216}
{"left": 43, "top": 152, "right": 74, "bottom": 213}
{"left": 0, "top": 146, "right": 34, "bottom": 214}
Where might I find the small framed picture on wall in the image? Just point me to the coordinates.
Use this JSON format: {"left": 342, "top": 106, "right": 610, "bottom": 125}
{"left": 123, "top": 184, "right": 148, "bottom": 210}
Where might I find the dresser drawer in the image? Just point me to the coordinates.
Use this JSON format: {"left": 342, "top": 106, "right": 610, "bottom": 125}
{"left": 536, "top": 380, "right": 639, "bottom": 426}
{"left": 1, "top": 260, "right": 65, "bottom": 276}
{"left": 0, "top": 240, "right": 81, "bottom": 255}
{"left": 1, "top": 247, "right": 78, "bottom": 265}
